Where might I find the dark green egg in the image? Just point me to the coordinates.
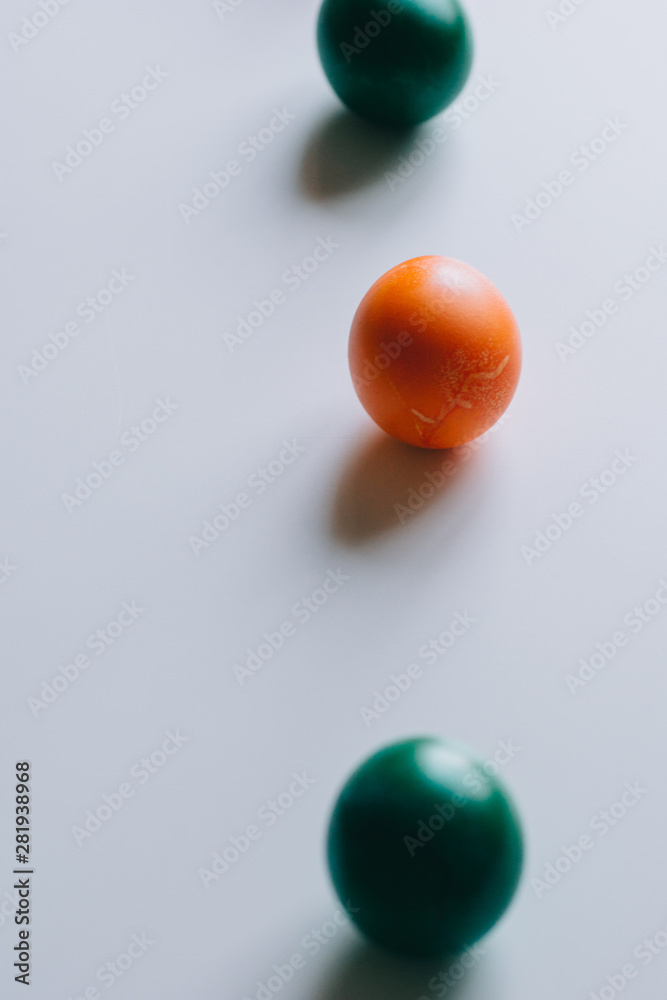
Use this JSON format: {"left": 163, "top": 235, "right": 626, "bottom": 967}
{"left": 317, "top": 0, "right": 474, "bottom": 127}
{"left": 327, "top": 736, "right": 523, "bottom": 958}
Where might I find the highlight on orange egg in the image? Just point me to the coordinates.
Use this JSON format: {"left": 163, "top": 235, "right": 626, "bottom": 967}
{"left": 348, "top": 256, "right": 522, "bottom": 449}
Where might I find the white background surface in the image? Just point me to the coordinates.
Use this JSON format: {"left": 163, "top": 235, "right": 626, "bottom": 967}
{"left": 2, "top": 0, "right": 667, "bottom": 998}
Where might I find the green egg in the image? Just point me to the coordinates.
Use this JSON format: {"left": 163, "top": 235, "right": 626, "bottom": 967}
{"left": 327, "top": 736, "right": 523, "bottom": 959}
{"left": 317, "top": 0, "right": 474, "bottom": 127}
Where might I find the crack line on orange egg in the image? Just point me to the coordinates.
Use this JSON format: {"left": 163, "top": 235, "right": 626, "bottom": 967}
{"left": 410, "top": 409, "right": 437, "bottom": 424}
{"left": 411, "top": 355, "right": 511, "bottom": 436}
{"left": 455, "top": 355, "right": 509, "bottom": 408}
{"left": 385, "top": 369, "right": 428, "bottom": 443}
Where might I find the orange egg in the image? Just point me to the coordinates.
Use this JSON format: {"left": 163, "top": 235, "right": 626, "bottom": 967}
{"left": 348, "top": 256, "right": 522, "bottom": 449}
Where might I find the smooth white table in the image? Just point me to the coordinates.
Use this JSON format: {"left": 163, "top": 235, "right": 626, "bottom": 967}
{"left": 3, "top": 1, "right": 667, "bottom": 998}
